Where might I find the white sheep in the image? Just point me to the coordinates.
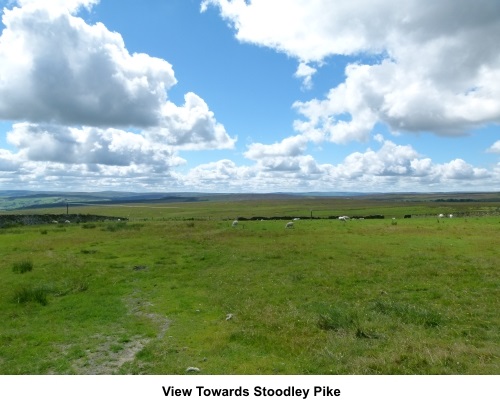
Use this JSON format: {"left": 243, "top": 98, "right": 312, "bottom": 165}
{"left": 232, "top": 220, "right": 238, "bottom": 227}
{"left": 285, "top": 221, "right": 294, "bottom": 229}
{"left": 438, "top": 214, "right": 444, "bottom": 218}
{"left": 449, "top": 214, "right": 453, "bottom": 218}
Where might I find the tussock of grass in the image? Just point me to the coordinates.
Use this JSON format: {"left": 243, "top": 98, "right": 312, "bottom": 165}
{"left": 53, "top": 280, "right": 89, "bottom": 296}
{"left": 13, "top": 286, "right": 48, "bottom": 305}
{"left": 316, "top": 305, "right": 385, "bottom": 340}
{"left": 317, "top": 306, "right": 359, "bottom": 331}
{"left": 101, "top": 222, "right": 143, "bottom": 232}
{"left": 12, "top": 259, "right": 33, "bottom": 274}
{"left": 102, "top": 222, "right": 128, "bottom": 232}
{"left": 372, "top": 299, "right": 444, "bottom": 328}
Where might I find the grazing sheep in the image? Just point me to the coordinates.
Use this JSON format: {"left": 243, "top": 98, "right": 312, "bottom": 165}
{"left": 338, "top": 216, "right": 349, "bottom": 221}
{"left": 438, "top": 214, "right": 444, "bottom": 218}
{"left": 232, "top": 220, "right": 238, "bottom": 227}
{"left": 64, "top": 220, "right": 71, "bottom": 223}
{"left": 285, "top": 221, "right": 294, "bottom": 229}
{"left": 449, "top": 214, "right": 453, "bottom": 218}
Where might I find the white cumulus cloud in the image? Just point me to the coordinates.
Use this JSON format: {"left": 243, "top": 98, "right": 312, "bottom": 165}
{"left": 244, "top": 135, "right": 308, "bottom": 160}
{"left": 486, "top": 140, "right": 500, "bottom": 154}
{"left": 294, "top": 62, "right": 317, "bottom": 90}
{"left": 7, "top": 123, "right": 183, "bottom": 169}
{"left": 0, "top": 0, "right": 236, "bottom": 188}
{"left": 0, "top": 0, "right": 176, "bottom": 127}
{"left": 182, "top": 137, "right": 495, "bottom": 192}
{"left": 149, "top": 92, "right": 236, "bottom": 151}
{"left": 204, "top": 0, "right": 500, "bottom": 140}
{"left": 16, "top": 0, "right": 99, "bottom": 14}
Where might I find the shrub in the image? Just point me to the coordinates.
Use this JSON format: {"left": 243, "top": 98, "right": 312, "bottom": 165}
{"left": 12, "top": 259, "right": 33, "bottom": 274}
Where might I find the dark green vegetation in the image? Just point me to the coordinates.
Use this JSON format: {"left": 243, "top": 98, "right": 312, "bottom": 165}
{"left": 0, "top": 196, "right": 498, "bottom": 374}
{"left": 0, "top": 214, "right": 127, "bottom": 228}
{"left": 12, "top": 259, "right": 33, "bottom": 274}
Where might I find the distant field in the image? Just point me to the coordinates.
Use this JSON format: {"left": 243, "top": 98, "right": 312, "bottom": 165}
{"left": 0, "top": 197, "right": 498, "bottom": 374}
{"left": 6, "top": 195, "right": 500, "bottom": 221}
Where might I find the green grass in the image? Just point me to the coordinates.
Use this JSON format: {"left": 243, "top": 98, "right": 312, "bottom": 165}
{"left": 0, "top": 199, "right": 498, "bottom": 374}
{"left": 13, "top": 286, "right": 49, "bottom": 305}
{"left": 371, "top": 299, "right": 443, "bottom": 328}
{"left": 12, "top": 259, "right": 33, "bottom": 274}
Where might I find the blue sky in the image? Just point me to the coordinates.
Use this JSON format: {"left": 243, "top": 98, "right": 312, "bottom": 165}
{"left": 0, "top": 0, "right": 499, "bottom": 192}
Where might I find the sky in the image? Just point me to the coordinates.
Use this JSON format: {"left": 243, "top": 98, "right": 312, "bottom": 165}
{"left": 0, "top": 0, "right": 499, "bottom": 193}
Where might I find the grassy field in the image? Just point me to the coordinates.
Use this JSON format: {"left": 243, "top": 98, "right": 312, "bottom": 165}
{"left": 0, "top": 198, "right": 498, "bottom": 374}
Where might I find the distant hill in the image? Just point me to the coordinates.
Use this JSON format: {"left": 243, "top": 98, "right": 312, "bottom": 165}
{"left": 0, "top": 190, "right": 499, "bottom": 211}
{"left": 0, "top": 190, "right": 302, "bottom": 210}
{"left": 0, "top": 190, "right": 205, "bottom": 211}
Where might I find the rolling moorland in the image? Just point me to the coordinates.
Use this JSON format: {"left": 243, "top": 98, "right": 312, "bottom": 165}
{"left": 0, "top": 191, "right": 498, "bottom": 374}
